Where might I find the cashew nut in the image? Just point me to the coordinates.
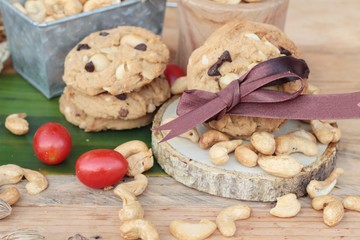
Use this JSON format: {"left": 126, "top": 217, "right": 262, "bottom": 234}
{"left": 5, "top": 113, "right": 29, "bottom": 136}
{"left": 119, "top": 219, "right": 160, "bottom": 240}
{"left": 13, "top": 2, "right": 28, "bottom": 15}
{"left": 216, "top": 205, "right": 251, "bottom": 237}
{"left": 270, "top": 193, "right": 301, "bottom": 218}
{"left": 0, "top": 229, "right": 45, "bottom": 239}
{"left": 114, "top": 141, "right": 154, "bottom": 177}
{"left": 169, "top": 219, "right": 217, "bottom": 240}
{"left": 342, "top": 196, "right": 360, "bottom": 212}
{"left": 114, "top": 174, "right": 148, "bottom": 197}
{"left": 0, "top": 187, "right": 20, "bottom": 206}
{"left": 199, "top": 129, "right": 230, "bottom": 149}
{"left": 115, "top": 186, "right": 144, "bottom": 221}
{"left": 83, "top": 0, "right": 112, "bottom": 12}
{"left": 24, "top": 0, "right": 47, "bottom": 22}
{"left": 258, "top": 155, "right": 303, "bottom": 178}
{"left": 209, "top": 139, "right": 242, "bottom": 165}
{"left": 44, "top": 0, "right": 83, "bottom": 19}
{"left": 126, "top": 150, "right": 153, "bottom": 177}
{"left": 234, "top": 144, "right": 258, "bottom": 167}
{"left": 23, "top": 168, "right": 48, "bottom": 195}
{"left": 0, "top": 164, "right": 24, "bottom": 186}
{"left": 250, "top": 131, "right": 276, "bottom": 155}
{"left": 306, "top": 84, "right": 320, "bottom": 94}
{"left": 287, "top": 129, "right": 317, "bottom": 143}
{"left": 306, "top": 168, "right": 344, "bottom": 198}
{"left": 0, "top": 199, "right": 11, "bottom": 220}
{"left": 275, "top": 134, "right": 318, "bottom": 156}
{"left": 170, "top": 76, "right": 187, "bottom": 95}
{"left": 312, "top": 195, "right": 344, "bottom": 227}
{"left": 310, "top": 120, "right": 341, "bottom": 144}
{"left": 162, "top": 117, "right": 200, "bottom": 143}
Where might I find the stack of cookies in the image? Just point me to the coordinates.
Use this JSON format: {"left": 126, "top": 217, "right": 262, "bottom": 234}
{"left": 59, "top": 26, "right": 170, "bottom": 132}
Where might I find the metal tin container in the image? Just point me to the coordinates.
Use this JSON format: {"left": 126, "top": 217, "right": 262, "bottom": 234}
{"left": 0, "top": 0, "right": 166, "bottom": 98}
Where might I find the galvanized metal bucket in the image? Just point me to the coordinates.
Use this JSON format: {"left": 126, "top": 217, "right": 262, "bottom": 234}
{"left": 0, "top": 0, "right": 166, "bottom": 98}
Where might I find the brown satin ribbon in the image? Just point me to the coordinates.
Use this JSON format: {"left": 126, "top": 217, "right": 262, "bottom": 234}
{"left": 155, "top": 56, "right": 360, "bottom": 142}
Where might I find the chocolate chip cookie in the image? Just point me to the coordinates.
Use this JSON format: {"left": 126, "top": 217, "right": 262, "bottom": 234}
{"left": 186, "top": 21, "right": 305, "bottom": 137}
{"left": 63, "top": 26, "right": 169, "bottom": 96}
{"left": 63, "top": 76, "right": 170, "bottom": 120}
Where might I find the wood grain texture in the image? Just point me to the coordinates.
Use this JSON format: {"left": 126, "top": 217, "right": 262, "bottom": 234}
{"left": 1, "top": 0, "right": 360, "bottom": 239}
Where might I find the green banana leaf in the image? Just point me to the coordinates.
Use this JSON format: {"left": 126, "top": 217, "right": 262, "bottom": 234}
{"left": 0, "top": 73, "right": 165, "bottom": 176}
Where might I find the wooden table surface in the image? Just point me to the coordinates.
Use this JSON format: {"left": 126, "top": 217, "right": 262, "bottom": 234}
{"left": 1, "top": 1, "right": 360, "bottom": 239}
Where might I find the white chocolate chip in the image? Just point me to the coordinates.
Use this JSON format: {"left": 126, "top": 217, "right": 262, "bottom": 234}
{"left": 244, "top": 33, "right": 260, "bottom": 40}
{"left": 116, "top": 64, "right": 126, "bottom": 80}
{"left": 120, "top": 34, "right": 146, "bottom": 47}
{"left": 219, "top": 73, "right": 240, "bottom": 89}
{"left": 82, "top": 56, "right": 89, "bottom": 62}
{"left": 201, "top": 55, "right": 209, "bottom": 65}
{"left": 90, "top": 53, "right": 109, "bottom": 72}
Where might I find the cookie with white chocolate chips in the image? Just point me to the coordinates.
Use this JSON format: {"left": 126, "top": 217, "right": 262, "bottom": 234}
{"left": 186, "top": 21, "right": 307, "bottom": 137}
{"left": 63, "top": 26, "right": 169, "bottom": 96}
{"left": 62, "top": 76, "right": 170, "bottom": 120}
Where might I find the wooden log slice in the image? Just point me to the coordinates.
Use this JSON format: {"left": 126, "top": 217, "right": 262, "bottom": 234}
{"left": 152, "top": 97, "right": 337, "bottom": 202}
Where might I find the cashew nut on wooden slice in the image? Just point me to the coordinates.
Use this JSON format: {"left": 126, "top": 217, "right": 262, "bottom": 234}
{"left": 270, "top": 193, "right": 301, "bottom": 218}
{"left": 310, "top": 120, "right": 341, "bottom": 144}
{"left": 250, "top": 131, "right": 276, "bottom": 155}
{"left": 162, "top": 117, "right": 200, "bottom": 143}
{"left": 312, "top": 195, "right": 344, "bottom": 227}
{"left": 209, "top": 139, "right": 242, "bottom": 165}
{"left": 23, "top": 168, "right": 48, "bottom": 195}
{"left": 216, "top": 205, "right": 251, "bottom": 237}
{"left": 257, "top": 155, "right": 303, "bottom": 178}
{"left": 342, "top": 196, "right": 360, "bottom": 212}
{"left": 120, "top": 219, "right": 160, "bottom": 240}
{"left": 234, "top": 144, "right": 258, "bottom": 167}
{"left": 199, "top": 129, "right": 230, "bottom": 149}
{"left": 5, "top": 113, "right": 29, "bottom": 136}
{"left": 306, "top": 168, "right": 344, "bottom": 198}
{"left": 169, "top": 219, "right": 217, "bottom": 240}
{"left": 275, "top": 134, "right": 318, "bottom": 156}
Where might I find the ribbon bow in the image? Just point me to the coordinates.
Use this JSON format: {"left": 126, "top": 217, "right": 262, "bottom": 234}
{"left": 155, "top": 56, "right": 360, "bottom": 142}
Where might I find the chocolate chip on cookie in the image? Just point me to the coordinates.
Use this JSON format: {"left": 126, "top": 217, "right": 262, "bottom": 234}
{"left": 77, "top": 43, "right": 91, "bottom": 51}
{"left": 279, "top": 46, "right": 292, "bottom": 56}
{"left": 85, "top": 61, "right": 95, "bottom": 72}
{"left": 208, "top": 50, "right": 232, "bottom": 76}
{"left": 99, "top": 32, "right": 109, "bottom": 36}
{"left": 116, "top": 93, "right": 127, "bottom": 100}
{"left": 134, "top": 43, "right": 147, "bottom": 51}
{"left": 119, "top": 108, "right": 129, "bottom": 118}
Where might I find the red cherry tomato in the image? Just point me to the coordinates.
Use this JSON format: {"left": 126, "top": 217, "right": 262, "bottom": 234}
{"left": 75, "top": 149, "right": 128, "bottom": 189}
{"left": 164, "top": 64, "right": 186, "bottom": 85}
{"left": 33, "top": 122, "right": 72, "bottom": 165}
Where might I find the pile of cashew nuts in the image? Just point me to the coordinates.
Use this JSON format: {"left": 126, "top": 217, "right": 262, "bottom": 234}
{"left": 163, "top": 116, "right": 341, "bottom": 179}
{"left": 13, "top": 0, "right": 124, "bottom": 23}
{"left": 0, "top": 164, "right": 48, "bottom": 220}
